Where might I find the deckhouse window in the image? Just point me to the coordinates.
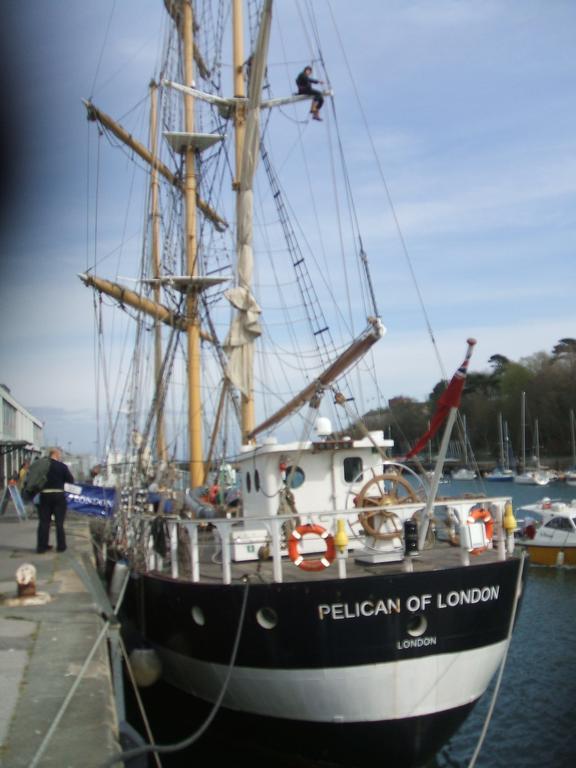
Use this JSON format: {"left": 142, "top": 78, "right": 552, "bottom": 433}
{"left": 546, "top": 516, "right": 572, "bottom": 531}
{"left": 344, "top": 457, "right": 363, "bottom": 483}
{"left": 245, "top": 472, "right": 251, "bottom": 493}
{"left": 254, "top": 469, "right": 261, "bottom": 492}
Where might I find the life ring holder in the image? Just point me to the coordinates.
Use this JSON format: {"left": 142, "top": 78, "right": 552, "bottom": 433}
{"left": 467, "top": 507, "right": 494, "bottom": 554}
{"left": 288, "top": 523, "right": 336, "bottom": 572}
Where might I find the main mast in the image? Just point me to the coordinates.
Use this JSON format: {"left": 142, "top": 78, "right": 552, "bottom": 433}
{"left": 149, "top": 80, "right": 167, "bottom": 464}
{"left": 181, "top": 1, "right": 203, "bottom": 486}
{"left": 232, "top": 0, "right": 254, "bottom": 441}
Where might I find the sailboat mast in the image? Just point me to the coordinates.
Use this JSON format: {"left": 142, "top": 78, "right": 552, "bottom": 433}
{"left": 149, "top": 81, "right": 167, "bottom": 463}
{"left": 182, "top": 1, "right": 203, "bottom": 486}
{"left": 504, "top": 420, "right": 511, "bottom": 470}
{"left": 232, "top": 0, "right": 255, "bottom": 441}
{"left": 520, "top": 391, "right": 526, "bottom": 471}
{"left": 498, "top": 412, "right": 504, "bottom": 467}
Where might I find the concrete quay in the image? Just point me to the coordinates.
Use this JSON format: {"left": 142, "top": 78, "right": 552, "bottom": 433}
{"left": 0, "top": 504, "right": 121, "bottom": 767}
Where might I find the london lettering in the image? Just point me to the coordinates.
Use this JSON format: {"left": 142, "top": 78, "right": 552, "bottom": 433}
{"left": 436, "top": 585, "right": 499, "bottom": 609}
{"left": 396, "top": 636, "right": 437, "bottom": 649}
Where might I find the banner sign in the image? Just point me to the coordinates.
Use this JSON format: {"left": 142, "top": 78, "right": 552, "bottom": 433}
{"left": 65, "top": 483, "right": 116, "bottom": 518}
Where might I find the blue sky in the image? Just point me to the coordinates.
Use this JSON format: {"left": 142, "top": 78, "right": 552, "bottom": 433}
{"left": 0, "top": 1, "right": 574, "bottom": 454}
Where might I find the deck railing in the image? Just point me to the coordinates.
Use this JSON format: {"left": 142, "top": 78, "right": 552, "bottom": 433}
{"left": 140, "top": 496, "right": 514, "bottom": 584}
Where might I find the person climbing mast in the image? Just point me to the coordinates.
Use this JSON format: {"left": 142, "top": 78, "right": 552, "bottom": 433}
{"left": 296, "top": 65, "right": 324, "bottom": 120}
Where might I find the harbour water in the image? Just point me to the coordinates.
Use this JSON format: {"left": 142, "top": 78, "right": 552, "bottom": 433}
{"left": 434, "top": 478, "right": 576, "bottom": 768}
{"left": 128, "top": 480, "right": 576, "bottom": 768}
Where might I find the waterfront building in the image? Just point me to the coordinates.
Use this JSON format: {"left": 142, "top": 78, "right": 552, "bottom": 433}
{"left": 0, "top": 383, "right": 44, "bottom": 488}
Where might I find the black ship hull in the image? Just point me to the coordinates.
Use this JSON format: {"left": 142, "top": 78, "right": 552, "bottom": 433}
{"left": 120, "top": 556, "right": 524, "bottom": 767}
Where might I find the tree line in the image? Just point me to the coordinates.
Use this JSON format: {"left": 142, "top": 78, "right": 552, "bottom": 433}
{"left": 356, "top": 338, "right": 576, "bottom": 467}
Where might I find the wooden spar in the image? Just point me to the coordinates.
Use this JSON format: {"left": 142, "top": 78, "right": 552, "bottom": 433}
{"left": 233, "top": 0, "right": 246, "bottom": 190}
{"left": 79, "top": 273, "right": 185, "bottom": 330}
{"left": 246, "top": 319, "right": 385, "bottom": 441}
{"left": 182, "top": 1, "right": 203, "bottom": 488}
{"left": 149, "top": 81, "right": 167, "bottom": 463}
{"left": 78, "top": 273, "right": 214, "bottom": 343}
{"left": 82, "top": 99, "right": 228, "bottom": 232}
{"left": 163, "top": 0, "right": 210, "bottom": 79}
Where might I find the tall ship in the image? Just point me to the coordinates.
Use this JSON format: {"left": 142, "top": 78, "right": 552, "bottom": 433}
{"left": 81, "top": 2, "right": 526, "bottom": 766}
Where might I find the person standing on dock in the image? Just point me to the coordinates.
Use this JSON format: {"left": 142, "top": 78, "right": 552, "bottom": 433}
{"left": 17, "top": 459, "right": 30, "bottom": 491}
{"left": 37, "top": 447, "right": 74, "bottom": 554}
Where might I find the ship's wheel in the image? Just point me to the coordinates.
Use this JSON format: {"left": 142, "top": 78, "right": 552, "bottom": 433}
{"left": 355, "top": 472, "right": 419, "bottom": 507}
{"left": 354, "top": 472, "right": 419, "bottom": 540}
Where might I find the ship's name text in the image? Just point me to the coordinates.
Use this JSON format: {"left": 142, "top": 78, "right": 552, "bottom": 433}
{"left": 318, "top": 586, "right": 500, "bottom": 621}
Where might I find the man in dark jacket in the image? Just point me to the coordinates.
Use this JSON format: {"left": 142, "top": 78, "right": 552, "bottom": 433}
{"left": 296, "top": 65, "right": 324, "bottom": 120}
{"left": 37, "top": 447, "right": 74, "bottom": 553}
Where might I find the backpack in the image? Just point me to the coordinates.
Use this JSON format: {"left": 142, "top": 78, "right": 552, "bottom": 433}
{"left": 23, "top": 457, "right": 51, "bottom": 500}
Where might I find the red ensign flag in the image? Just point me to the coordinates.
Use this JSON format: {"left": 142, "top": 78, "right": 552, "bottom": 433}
{"left": 404, "top": 339, "right": 476, "bottom": 460}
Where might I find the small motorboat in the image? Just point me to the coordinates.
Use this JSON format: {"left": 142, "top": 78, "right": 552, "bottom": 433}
{"left": 517, "top": 498, "right": 576, "bottom": 566}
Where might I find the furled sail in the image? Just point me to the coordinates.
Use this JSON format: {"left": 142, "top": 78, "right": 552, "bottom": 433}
{"left": 223, "top": 0, "right": 272, "bottom": 397}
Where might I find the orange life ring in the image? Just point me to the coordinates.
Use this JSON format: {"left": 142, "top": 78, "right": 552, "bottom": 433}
{"left": 288, "top": 524, "right": 336, "bottom": 572}
{"left": 467, "top": 507, "right": 494, "bottom": 554}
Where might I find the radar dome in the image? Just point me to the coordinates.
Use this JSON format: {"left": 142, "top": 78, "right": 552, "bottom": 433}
{"left": 315, "top": 417, "right": 332, "bottom": 437}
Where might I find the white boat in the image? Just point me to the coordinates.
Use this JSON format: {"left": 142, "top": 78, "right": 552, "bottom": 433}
{"left": 452, "top": 467, "right": 476, "bottom": 480}
{"left": 486, "top": 467, "right": 515, "bottom": 482}
{"left": 565, "top": 410, "right": 576, "bottom": 486}
{"left": 81, "top": 3, "right": 526, "bottom": 766}
{"left": 486, "top": 414, "right": 515, "bottom": 481}
{"left": 514, "top": 395, "right": 551, "bottom": 486}
{"left": 451, "top": 416, "right": 476, "bottom": 479}
{"left": 514, "top": 469, "right": 551, "bottom": 486}
{"left": 518, "top": 499, "right": 576, "bottom": 566}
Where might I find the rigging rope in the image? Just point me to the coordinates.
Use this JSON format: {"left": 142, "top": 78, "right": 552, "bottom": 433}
{"left": 88, "top": 0, "right": 117, "bottom": 100}
{"left": 324, "top": 0, "right": 448, "bottom": 383}
{"left": 467, "top": 553, "right": 526, "bottom": 768}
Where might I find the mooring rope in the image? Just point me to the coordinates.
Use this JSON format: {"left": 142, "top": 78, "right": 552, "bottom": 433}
{"left": 102, "top": 577, "right": 251, "bottom": 767}
{"left": 466, "top": 551, "right": 527, "bottom": 768}
{"left": 28, "top": 620, "right": 111, "bottom": 768}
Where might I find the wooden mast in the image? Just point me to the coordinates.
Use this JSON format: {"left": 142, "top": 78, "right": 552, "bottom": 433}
{"left": 149, "top": 81, "right": 167, "bottom": 463}
{"left": 232, "top": 0, "right": 255, "bottom": 442}
{"left": 181, "top": 0, "right": 203, "bottom": 487}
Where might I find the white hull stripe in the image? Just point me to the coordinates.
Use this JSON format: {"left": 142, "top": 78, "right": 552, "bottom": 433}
{"left": 158, "top": 640, "right": 507, "bottom": 723}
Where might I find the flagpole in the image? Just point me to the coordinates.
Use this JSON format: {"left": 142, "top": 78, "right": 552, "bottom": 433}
{"left": 417, "top": 339, "right": 476, "bottom": 551}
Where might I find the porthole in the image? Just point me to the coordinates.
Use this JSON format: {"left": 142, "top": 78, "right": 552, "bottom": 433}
{"left": 284, "top": 465, "right": 305, "bottom": 489}
{"left": 191, "top": 606, "right": 205, "bottom": 626}
{"left": 254, "top": 469, "right": 260, "bottom": 492}
{"left": 256, "top": 607, "right": 278, "bottom": 630}
{"left": 406, "top": 614, "right": 427, "bottom": 638}
{"left": 245, "top": 471, "right": 251, "bottom": 493}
